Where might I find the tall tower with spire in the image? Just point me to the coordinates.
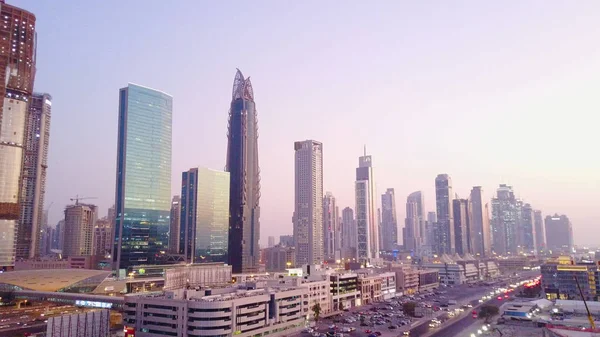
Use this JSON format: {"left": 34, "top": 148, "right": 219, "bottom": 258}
{"left": 226, "top": 69, "right": 261, "bottom": 273}
{"left": 355, "top": 147, "right": 378, "bottom": 263}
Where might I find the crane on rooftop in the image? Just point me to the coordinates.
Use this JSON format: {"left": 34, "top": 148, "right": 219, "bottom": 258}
{"left": 69, "top": 195, "right": 97, "bottom": 205}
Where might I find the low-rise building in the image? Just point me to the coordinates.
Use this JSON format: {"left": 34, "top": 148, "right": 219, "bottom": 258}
{"left": 330, "top": 272, "right": 360, "bottom": 310}
{"left": 541, "top": 257, "right": 598, "bottom": 301}
{"left": 379, "top": 272, "right": 396, "bottom": 299}
{"left": 124, "top": 285, "right": 306, "bottom": 337}
{"left": 47, "top": 309, "right": 110, "bottom": 337}
{"left": 357, "top": 273, "right": 383, "bottom": 305}
{"left": 387, "top": 263, "right": 418, "bottom": 295}
{"left": 418, "top": 269, "right": 439, "bottom": 292}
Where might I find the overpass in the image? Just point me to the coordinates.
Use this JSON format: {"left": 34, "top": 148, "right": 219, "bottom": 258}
{"left": 14, "top": 290, "right": 125, "bottom": 309}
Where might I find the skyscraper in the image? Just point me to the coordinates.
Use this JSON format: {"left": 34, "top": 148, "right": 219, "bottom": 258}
{"left": 434, "top": 174, "right": 454, "bottom": 255}
{"left": 425, "top": 211, "right": 436, "bottom": 247}
{"left": 18, "top": 93, "right": 51, "bottom": 258}
{"left": 0, "top": 1, "right": 37, "bottom": 270}
{"left": 113, "top": 84, "right": 172, "bottom": 271}
{"left": 267, "top": 236, "right": 275, "bottom": 248}
{"left": 93, "top": 218, "right": 112, "bottom": 257}
{"left": 355, "top": 148, "right": 377, "bottom": 263}
{"left": 545, "top": 214, "right": 573, "bottom": 253}
{"left": 491, "top": 184, "right": 518, "bottom": 255}
{"left": 226, "top": 69, "right": 260, "bottom": 273}
{"left": 469, "top": 187, "right": 492, "bottom": 256}
{"left": 341, "top": 207, "right": 356, "bottom": 259}
{"left": 381, "top": 189, "right": 398, "bottom": 252}
{"left": 180, "top": 167, "right": 230, "bottom": 264}
{"left": 534, "top": 210, "right": 545, "bottom": 252}
{"left": 293, "top": 140, "right": 323, "bottom": 266}
{"left": 323, "top": 192, "right": 339, "bottom": 261}
{"left": 452, "top": 199, "right": 469, "bottom": 255}
{"left": 63, "top": 203, "right": 97, "bottom": 257}
{"left": 521, "top": 203, "right": 536, "bottom": 253}
{"left": 168, "top": 196, "right": 180, "bottom": 254}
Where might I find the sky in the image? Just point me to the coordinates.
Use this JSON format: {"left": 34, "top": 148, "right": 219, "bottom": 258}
{"left": 13, "top": 0, "right": 600, "bottom": 246}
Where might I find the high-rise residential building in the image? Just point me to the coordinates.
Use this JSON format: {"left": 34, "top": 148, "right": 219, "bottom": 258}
{"left": 534, "top": 210, "right": 545, "bottom": 252}
{"left": 63, "top": 203, "right": 97, "bottom": 257}
{"left": 323, "top": 192, "right": 339, "bottom": 261}
{"left": 434, "top": 174, "right": 454, "bottom": 255}
{"left": 521, "top": 203, "right": 536, "bottom": 253}
{"left": 452, "top": 199, "right": 470, "bottom": 255}
{"left": 341, "top": 207, "right": 356, "bottom": 259}
{"left": 293, "top": 140, "right": 323, "bottom": 266}
{"left": 403, "top": 191, "right": 424, "bottom": 254}
{"left": 93, "top": 218, "right": 112, "bottom": 257}
{"left": 377, "top": 207, "right": 383, "bottom": 254}
{"left": 279, "top": 235, "right": 294, "bottom": 247}
{"left": 264, "top": 245, "right": 296, "bottom": 272}
{"left": 425, "top": 211, "right": 436, "bottom": 246}
{"left": 18, "top": 93, "right": 52, "bottom": 259}
{"left": 168, "top": 196, "right": 180, "bottom": 254}
{"left": 469, "top": 187, "right": 491, "bottom": 257}
{"left": 53, "top": 219, "right": 64, "bottom": 251}
{"left": 355, "top": 148, "right": 377, "bottom": 263}
{"left": 180, "top": 167, "right": 230, "bottom": 263}
{"left": 113, "top": 84, "right": 172, "bottom": 271}
{"left": 0, "top": 1, "right": 37, "bottom": 270}
{"left": 381, "top": 189, "right": 398, "bottom": 252}
{"left": 491, "top": 184, "right": 518, "bottom": 255}
{"left": 545, "top": 214, "right": 573, "bottom": 253}
{"left": 267, "top": 236, "right": 275, "bottom": 248}
{"left": 226, "top": 69, "right": 260, "bottom": 273}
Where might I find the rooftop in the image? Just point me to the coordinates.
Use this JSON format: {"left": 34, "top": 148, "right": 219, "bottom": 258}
{"left": 0, "top": 269, "right": 111, "bottom": 292}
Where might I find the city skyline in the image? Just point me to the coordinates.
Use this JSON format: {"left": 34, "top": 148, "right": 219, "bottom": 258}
{"left": 15, "top": 0, "right": 600, "bottom": 246}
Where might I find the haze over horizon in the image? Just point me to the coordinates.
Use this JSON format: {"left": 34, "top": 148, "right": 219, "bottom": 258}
{"left": 15, "top": 0, "right": 600, "bottom": 246}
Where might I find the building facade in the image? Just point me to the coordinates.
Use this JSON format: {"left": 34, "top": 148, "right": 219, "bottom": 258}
{"left": 279, "top": 235, "right": 294, "bottom": 247}
{"left": 469, "top": 186, "right": 492, "bottom": 257}
{"left": 93, "top": 218, "right": 112, "bottom": 257}
{"left": 418, "top": 269, "right": 440, "bottom": 292}
{"left": 113, "top": 84, "right": 172, "bottom": 271}
{"left": 381, "top": 188, "right": 398, "bottom": 252}
{"left": 341, "top": 207, "right": 356, "bottom": 259}
{"left": 323, "top": 192, "right": 339, "bottom": 261}
{"left": 545, "top": 214, "right": 573, "bottom": 253}
{"left": 534, "top": 210, "right": 545, "bottom": 252}
{"left": 355, "top": 149, "right": 378, "bottom": 263}
{"left": 491, "top": 184, "right": 518, "bottom": 255}
{"left": 0, "top": 1, "right": 37, "bottom": 270}
{"left": 453, "top": 199, "right": 470, "bottom": 255}
{"left": 18, "top": 93, "right": 52, "bottom": 259}
{"left": 434, "top": 174, "right": 454, "bottom": 255}
{"left": 521, "top": 203, "right": 536, "bottom": 253}
{"left": 330, "top": 272, "right": 360, "bottom": 310}
{"left": 46, "top": 309, "right": 110, "bottom": 337}
{"left": 264, "top": 245, "right": 296, "bottom": 272}
{"left": 168, "top": 195, "right": 180, "bottom": 254}
{"left": 63, "top": 203, "right": 97, "bottom": 257}
{"left": 226, "top": 69, "right": 261, "bottom": 274}
{"left": 293, "top": 140, "right": 324, "bottom": 266}
{"left": 180, "top": 167, "right": 230, "bottom": 263}
{"left": 388, "top": 264, "right": 419, "bottom": 295}
{"left": 541, "top": 257, "right": 596, "bottom": 301}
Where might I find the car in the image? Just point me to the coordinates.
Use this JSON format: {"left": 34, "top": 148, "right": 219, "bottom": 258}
{"left": 497, "top": 296, "right": 503, "bottom": 300}
{"left": 364, "top": 330, "right": 373, "bottom": 334}
{"left": 403, "top": 332, "right": 410, "bottom": 336}
{"left": 388, "top": 325, "right": 397, "bottom": 329}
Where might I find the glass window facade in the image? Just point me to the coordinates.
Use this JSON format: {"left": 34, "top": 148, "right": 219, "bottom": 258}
{"left": 113, "top": 84, "right": 172, "bottom": 271}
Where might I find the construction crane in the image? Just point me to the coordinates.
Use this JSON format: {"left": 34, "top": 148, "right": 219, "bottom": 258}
{"left": 574, "top": 275, "right": 596, "bottom": 329}
{"left": 69, "top": 195, "right": 97, "bottom": 205}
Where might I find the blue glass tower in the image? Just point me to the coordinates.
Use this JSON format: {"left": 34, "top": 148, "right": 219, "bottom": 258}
{"left": 226, "top": 69, "right": 260, "bottom": 273}
{"left": 113, "top": 84, "right": 172, "bottom": 271}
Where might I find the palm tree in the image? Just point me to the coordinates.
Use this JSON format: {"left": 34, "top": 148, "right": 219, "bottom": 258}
{"left": 312, "top": 303, "right": 322, "bottom": 323}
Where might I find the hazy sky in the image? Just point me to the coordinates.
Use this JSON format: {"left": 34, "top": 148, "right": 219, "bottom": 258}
{"left": 14, "top": 0, "right": 600, "bottom": 246}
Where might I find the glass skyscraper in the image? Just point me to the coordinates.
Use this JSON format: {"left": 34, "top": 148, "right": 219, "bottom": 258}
{"left": 113, "top": 84, "right": 172, "bottom": 271}
{"left": 180, "top": 167, "right": 230, "bottom": 263}
{"left": 226, "top": 69, "right": 260, "bottom": 273}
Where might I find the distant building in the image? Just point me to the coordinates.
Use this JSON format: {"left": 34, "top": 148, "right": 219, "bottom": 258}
{"left": 355, "top": 148, "right": 378, "bottom": 262}
{"left": 168, "top": 196, "right": 181, "bottom": 254}
{"left": 53, "top": 220, "right": 65, "bottom": 251}
{"left": 279, "top": 235, "right": 294, "bottom": 247}
{"left": 267, "top": 236, "right": 275, "bottom": 248}
{"left": 180, "top": 167, "right": 230, "bottom": 263}
{"left": 425, "top": 211, "right": 437, "bottom": 248}
{"left": 47, "top": 309, "right": 110, "bottom": 337}
{"left": 404, "top": 192, "right": 421, "bottom": 253}
{"left": 264, "top": 245, "right": 296, "bottom": 272}
{"left": 541, "top": 256, "right": 595, "bottom": 301}
{"left": 63, "top": 204, "right": 97, "bottom": 257}
{"left": 534, "top": 210, "right": 546, "bottom": 252}
{"left": 293, "top": 140, "right": 324, "bottom": 265}
{"left": 93, "top": 218, "right": 112, "bottom": 257}
{"left": 434, "top": 174, "right": 454, "bottom": 255}
{"left": 323, "top": 192, "right": 340, "bottom": 260}
{"left": 382, "top": 189, "right": 399, "bottom": 252}
{"left": 469, "top": 187, "right": 492, "bottom": 257}
{"left": 545, "top": 214, "right": 573, "bottom": 253}
{"left": 388, "top": 263, "right": 418, "bottom": 295}
{"left": 418, "top": 269, "right": 440, "bottom": 292}
{"left": 341, "top": 207, "right": 356, "bottom": 259}
{"left": 521, "top": 203, "right": 536, "bottom": 253}
{"left": 491, "top": 184, "right": 518, "bottom": 255}
{"left": 453, "top": 199, "right": 470, "bottom": 255}
{"left": 163, "top": 263, "right": 232, "bottom": 290}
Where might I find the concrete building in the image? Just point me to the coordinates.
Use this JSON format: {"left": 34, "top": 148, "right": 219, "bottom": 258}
{"left": 355, "top": 148, "right": 378, "bottom": 263}
{"left": 264, "top": 245, "right": 296, "bottom": 272}
{"left": 418, "top": 269, "right": 440, "bottom": 292}
{"left": 534, "top": 210, "right": 546, "bottom": 252}
{"left": 341, "top": 207, "right": 356, "bottom": 259}
{"left": 491, "top": 184, "right": 519, "bottom": 255}
{"left": 63, "top": 204, "right": 97, "bottom": 257}
{"left": 323, "top": 192, "right": 340, "bottom": 261}
{"left": 123, "top": 285, "right": 306, "bottom": 337}
{"left": 453, "top": 199, "right": 470, "bottom": 255}
{"left": 46, "top": 309, "right": 110, "bottom": 337}
{"left": 388, "top": 263, "right": 419, "bottom": 295}
{"left": 180, "top": 167, "right": 230, "bottom": 263}
{"left": 521, "top": 203, "right": 536, "bottom": 253}
{"left": 93, "top": 218, "right": 112, "bottom": 257}
{"left": 113, "top": 84, "right": 172, "bottom": 271}
{"left": 469, "top": 186, "right": 492, "bottom": 257}
{"left": 18, "top": 93, "right": 52, "bottom": 259}
{"left": 403, "top": 191, "right": 423, "bottom": 254}
{"left": 541, "top": 257, "right": 596, "bottom": 301}
{"left": 168, "top": 195, "right": 181, "bottom": 254}
{"left": 545, "top": 214, "right": 574, "bottom": 253}
{"left": 382, "top": 188, "right": 398, "bottom": 252}
{"left": 226, "top": 69, "right": 261, "bottom": 274}
{"left": 293, "top": 140, "right": 324, "bottom": 265}
{"left": 0, "top": 1, "right": 37, "bottom": 270}
{"left": 434, "top": 174, "right": 454, "bottom": 255}
{"left": 163, "top": 263, "right": 232, "bottom": 290}
{"left": 357, "top": 273, "right": 382, "bottom": 305}
{"left": 330, "top": 272, "right": 360, "bottom": 310}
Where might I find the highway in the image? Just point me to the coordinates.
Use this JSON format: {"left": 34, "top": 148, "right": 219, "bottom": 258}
{"left": 0, "top": 303, "right": 82, "bottom": 335}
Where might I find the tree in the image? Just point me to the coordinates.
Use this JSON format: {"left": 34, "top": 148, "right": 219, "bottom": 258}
{"left": 402, "top": 301, "right": 417, "bottom": 317}
{"left": 478, "top": 304, "right": 500, "bottom": 323}
{"left": 312, "top": 303, "right": 322, "bottom": 323}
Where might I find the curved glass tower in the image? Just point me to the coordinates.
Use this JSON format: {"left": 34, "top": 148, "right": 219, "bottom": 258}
{"left": 226, "top": 69, "right": 260, "bottom": 273}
